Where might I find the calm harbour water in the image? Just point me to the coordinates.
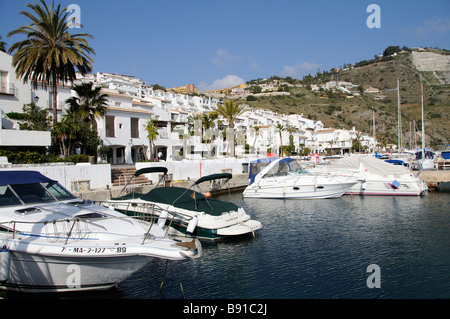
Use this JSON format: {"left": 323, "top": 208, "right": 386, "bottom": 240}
{"left": 113, "top": 190, "right": 449, "bottom": 299}
{"left": 4, "top": 191, "right": 450, "bottom": 300}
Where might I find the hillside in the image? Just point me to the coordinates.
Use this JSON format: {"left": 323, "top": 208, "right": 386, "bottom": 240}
{"left": 240, "top": 51, "right": 449, "bottom": 150}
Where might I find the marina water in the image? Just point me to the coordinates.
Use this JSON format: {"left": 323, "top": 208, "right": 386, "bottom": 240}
{"left": 5, "top": 191, "right": 450, "bottom": 299}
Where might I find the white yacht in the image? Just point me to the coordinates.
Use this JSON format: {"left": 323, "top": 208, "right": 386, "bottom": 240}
{"left": 243, "top": 157, "right": 359, "bottom": 199}
{"left": 315, "top": 155, "right": 428, "bottom": 196}
{"left": 0, "top": 170, "right": 201, "bottom": 292}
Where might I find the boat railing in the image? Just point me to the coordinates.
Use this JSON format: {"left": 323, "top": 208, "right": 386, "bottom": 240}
{"left": 97, "top": 200, "right": 196, "bottom": 240}
{"left": 0, "top": 209, "right": 153, "bottom": 244}
{"left": 0, "top": 217, "right": 93, "bottom": 244}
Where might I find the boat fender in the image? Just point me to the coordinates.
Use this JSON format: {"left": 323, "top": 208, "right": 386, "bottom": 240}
{"left": 187, "top": 216, "right": 198, "bottom": 234}
{"left": 361, "top": 181, "right": 366, "bottom": 191}
{"left": 0, "top": 246, "right": 10, "bottom": 282}
{"left": 157, "top": 210, "right": 169, "bottom": 228}
{"left": 389, "top": 180, "right": 400, "bottom": 189}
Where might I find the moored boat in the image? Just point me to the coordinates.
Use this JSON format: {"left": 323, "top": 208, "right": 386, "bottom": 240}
{"left": 0, "top": 170, "right": 201, "bottom": 292}
{"left": 243, "top": 157, "right": 359, "bottom": 199}
{"left": 314, "top": 155, "right": 428, "bottom": 196}
{"left": 102, "top": 167, "right": 262, "bottom": 240}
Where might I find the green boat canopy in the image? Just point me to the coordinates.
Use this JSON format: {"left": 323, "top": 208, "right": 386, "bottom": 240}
{"left": 114, "top": 187, "right": 238, "bottom": 216}
{"left": 134, "top": 167, "right": 168, "bottom": 176}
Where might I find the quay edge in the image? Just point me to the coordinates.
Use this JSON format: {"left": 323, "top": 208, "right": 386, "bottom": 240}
{"left": 418, "top": 170, "right": 450, "bottom": 191}
{"left": 78, "top": 172, "right": 250, "bottom": 202}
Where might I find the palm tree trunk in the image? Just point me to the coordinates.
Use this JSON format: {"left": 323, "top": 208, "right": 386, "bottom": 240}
{"left": 229, "top": 123, "right": 235, "bottom": 157}
{"left": 52, "top": 70, "right": 58, "bottom": 126}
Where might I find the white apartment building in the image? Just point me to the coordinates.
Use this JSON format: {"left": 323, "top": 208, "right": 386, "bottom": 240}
{"left": 0, "top": 51, "right": 33, "bottom": 113}
{"left": 1, "top": 52, "right": 377, "bottom": 161}
{"left": 0, "top": 51, "right": 51, "bottom": 148}
{"left": 75, "top": 72, "right": 223, "bottom": 163}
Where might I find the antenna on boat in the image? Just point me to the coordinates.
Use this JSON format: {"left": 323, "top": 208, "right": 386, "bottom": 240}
{"left": 421, "top": 82, "right": 425, "bottom": 165}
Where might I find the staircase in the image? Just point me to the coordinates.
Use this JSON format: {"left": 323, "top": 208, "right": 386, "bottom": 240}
{"left": 111, "top": 166, "right": 151, "bottom": 187}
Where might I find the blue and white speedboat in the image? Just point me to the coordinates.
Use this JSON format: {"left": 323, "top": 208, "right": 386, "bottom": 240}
{"left": 0, "top": 170, "right": 201, "bottom": 292}
{"left": 243, "top": 157, "right": 359, "bottom": 199}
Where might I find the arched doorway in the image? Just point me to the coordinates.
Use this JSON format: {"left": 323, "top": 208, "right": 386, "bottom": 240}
{"left": 131, "top": 145, "right": 148, "bottom": 163}
{"left": 155, "top": 146, "right": 167, "bottom": 161}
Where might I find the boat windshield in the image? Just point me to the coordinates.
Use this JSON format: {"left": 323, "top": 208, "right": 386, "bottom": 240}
{"left": 263, "top": 159, "right": 308, "bottom": 177}
{"left": 0, "top": 182, "right": 75, "bottom": 207}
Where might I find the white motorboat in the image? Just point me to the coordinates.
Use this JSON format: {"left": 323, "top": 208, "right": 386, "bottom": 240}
{"left": 243, "top": 157, "right": 359, "bottom": 199}
{"left": 102, "top": 167, "right": 262, "bottom": 240}
{"left": 0, "top": 170, "right": 201, "bottom": 293}
{"left": 315, "top": 155, "right": 428, "bottom": 196}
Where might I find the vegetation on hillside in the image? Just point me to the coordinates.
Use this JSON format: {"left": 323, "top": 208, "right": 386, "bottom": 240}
{"left": 241, "top": 49, "right": 449, "bottom": 150}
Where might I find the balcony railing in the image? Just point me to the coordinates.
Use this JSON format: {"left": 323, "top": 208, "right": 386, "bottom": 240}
{"left": 47, "top": 101, "right": 65, "bottom": 111}
{"left": 0, "top": 83, "right": 15, "bottom": 96}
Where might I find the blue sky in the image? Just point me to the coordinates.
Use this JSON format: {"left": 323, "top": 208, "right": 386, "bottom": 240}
{"left": 1, "top": 0, "right": 449, "bottom": 91}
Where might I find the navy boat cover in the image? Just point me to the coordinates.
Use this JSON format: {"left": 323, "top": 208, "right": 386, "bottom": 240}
{"left": 0, "top": 170, "right": 55, "bottom": 186}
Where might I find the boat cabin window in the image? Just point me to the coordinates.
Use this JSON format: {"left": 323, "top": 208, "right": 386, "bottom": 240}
{"left": 1, "top": 182, "right": 76, "bottom": 206}
{"left": 263, "top": 159, "right": 306, "bottom": 177}
{"left": 42, "top": 181, "right": 76, "bottom": 201}
{"left": 9, "top": 183, "right": 55, "bottom": 204}
{"left": 0, "top": 186, "right": 22, "bottom": 207}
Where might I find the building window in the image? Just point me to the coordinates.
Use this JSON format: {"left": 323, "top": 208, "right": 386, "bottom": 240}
{"left": 0, "top": 71, "right": 13, "bottom": 95}
{"left": 106, "top": 115, "right": 115, "bottom": 137}
{"left": 131, "top": 117, "right": 139, "bottom": 138}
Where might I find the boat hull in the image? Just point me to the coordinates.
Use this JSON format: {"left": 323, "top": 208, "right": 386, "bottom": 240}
{"left": 168, "top": 218, "right": 262, "bottom": 240}
{"left": 1, "top": 251, "right": 149, "bottom": 292}
{"left": 345, "top": 180, "right": 428, "bottom": 196}
{"left": 243, "top": 180, "right": 358, "bottom": 199}
{"left": 108, "top": 200, "right": 262, "bottom": 240}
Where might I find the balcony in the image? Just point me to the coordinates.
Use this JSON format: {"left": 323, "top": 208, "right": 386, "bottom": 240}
{"left": 0, "top": 83, "right": 15, "bottom": 96}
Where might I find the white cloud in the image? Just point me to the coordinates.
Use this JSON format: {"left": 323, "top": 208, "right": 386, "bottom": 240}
{"left": 416, "top": 17, "right": 450, "bottom": 37}
{"left": 212, "top": 49, "right": 241, "bottom": 66}
{"left": 280, "top": 62, "right": 320, "bottom": 78}
{"left": 198, "top": 74, "right": 245, "bottom": 91}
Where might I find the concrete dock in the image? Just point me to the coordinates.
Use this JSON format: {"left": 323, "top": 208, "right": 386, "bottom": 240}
{"left": 418, "top": 170, "right": 450, "bottom": 190}
{"left": 77, "top": 172, "right": 250, "bottom": 202}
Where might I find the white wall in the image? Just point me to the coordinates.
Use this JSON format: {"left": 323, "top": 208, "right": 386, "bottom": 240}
{"left": 0, "top": 51, "right": 32, "bottom": 113}
{"left": 136, "top": 157, "right": 257, "bottom": 184}
{"left": 0, "top": 163, "right": 112, "bottom": 191}
{"left": 0, "top": 128, "right": 51, "bottom": 147}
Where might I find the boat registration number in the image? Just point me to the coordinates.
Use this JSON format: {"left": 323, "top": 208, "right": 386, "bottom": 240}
{"left": 61, "top": 246, "right": 127, "bottom": 254}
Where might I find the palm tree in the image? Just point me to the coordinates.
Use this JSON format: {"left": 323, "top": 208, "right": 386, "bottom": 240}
{"left": 285, "top": 124, "right": 296, "bottom": 154}
{"left": 8, "top": 0, "right": 94, "bottom": 126}
{"left": 145, "top": 118, "right": 159, "bottom": 160}
{"left": 250, "top": 125, "right": 262, "bottom": 149}
{"left": 0, "top": 36, "right": 6, "bottom": 52}
{"left": 66, "top": 82, "right": 108, "bottom": 130}
{"left": 275, "top": 123, "right": 285, "bottom": 155}
{"left": 215, "top": 100, "right": 246, "bottom": 157}
{"left": 52, "top": 114, "right": 79, "bottom": 156}
{"left": 352, "top": 131, "right": 363, "bottom": 153}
